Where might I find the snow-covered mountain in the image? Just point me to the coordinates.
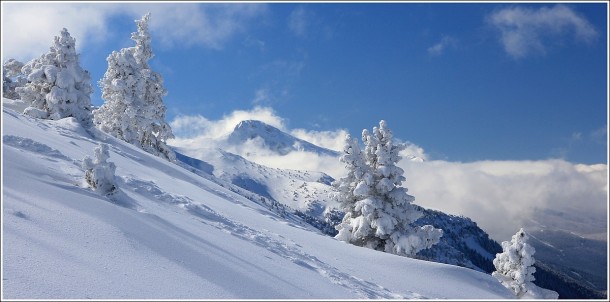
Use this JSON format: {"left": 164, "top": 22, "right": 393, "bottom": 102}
{"left": 176, "top": 122, "right": 507, "bottom": 274}
{"left": 2, "top": 101, "right": 516, "bottom": 299}
{"left": 173, "top": 147, "right": 336, "bottom": 218}
{"left": 227, "top": 119, "right": 339, "bottom": 156}
{"left": 175, "top": 118, "right": 607, "bottom": 299}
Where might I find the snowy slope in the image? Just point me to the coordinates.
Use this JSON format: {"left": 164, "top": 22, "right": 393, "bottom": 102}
{"left": 174, "top": 146, "right": 335, "bottom": 215}
{"left": 2, "top": 102, "right": 514, "bottom": 299}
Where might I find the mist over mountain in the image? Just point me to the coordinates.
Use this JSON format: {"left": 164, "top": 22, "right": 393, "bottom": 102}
{"left": 227, "top": 119, "right": 340, "bottom": 157}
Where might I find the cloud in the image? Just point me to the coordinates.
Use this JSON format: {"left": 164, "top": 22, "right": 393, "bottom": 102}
{"left": 288, "top": 6, "right": 310, "bottom": 37}
{"left": 1, "top": 3, "right": 114, "bottom": 61}
{"left": 290, "top": 128, "right": 349, "bottom": 152}
{"left": 427, "top": 36, "right": 457, "bottom": 56}
{"left": 228, "top": 139, "right": 345, "bottom": 176}
{"left": 590, "top": 126, "right": 607, "bottom": 145}
{"left": 252, "top": 88, "right": 272, "bottom": 105}
{"left": 399, "top": 159, "right": 607, "bottom": 241}
{"left": 243, "top": 36, "right": 266, "bottom": 52}
{"left": 488, "top": 4, "right": 598, "bottom": 58}
{"left": 286, "top": 6, "right": 334, "bottom": 40}
{"left": 169, "top": 106, "right": 286, "bottom": 141}
{"left": 1, "top": 3, "right": 267, "bottom": 61}
{"left": 399, "top": 141, "right": 429, "bottom": 161}
{"left": 250, "top": 59, "right": 306, "bottom": 105}
{"left": 136, "top": 3, "right": 267, "bottom": 49}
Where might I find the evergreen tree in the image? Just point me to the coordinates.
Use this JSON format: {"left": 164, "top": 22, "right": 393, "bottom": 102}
{"left": 333, "top": 120, "right": 442, "bottom": 257}
{"left": 15, "top": 28, "right": 92, "bottom": 125}
{"left": 492, "top": 228, "right": 558, "bottom": 299}
{"left": 332, "top": 134, "right": 368, "bottom": 215}
{"left": 93, "top": 13, "right": 175, "bottom": 161}
{"left": 3, "top": 59, "right": 26, "bottom": 99}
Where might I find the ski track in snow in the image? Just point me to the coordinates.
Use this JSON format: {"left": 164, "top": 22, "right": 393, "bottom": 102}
{"left": 119, "top": 176, "right": 416, "bottom": 299}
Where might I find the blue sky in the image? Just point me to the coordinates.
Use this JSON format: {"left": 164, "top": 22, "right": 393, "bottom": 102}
{"left": 2, "top": 2, "right": 608, "bottom": 164}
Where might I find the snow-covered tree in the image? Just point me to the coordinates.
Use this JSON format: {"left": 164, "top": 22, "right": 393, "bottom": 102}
{"left": 332, "top": 133, "right": 369, "bottom": 214}
{"left": 93, "top": 13, "right": 175, "bottom": 162}
{"left": 333, "top": 120, "right": 442, "bottom": 257}
{"left": 15, "top": 28, "right": 92, "bottom": 125}
{"left": 83, "top": 143, "right": 117, "bottom": 195}
{"left": 3, "top": 59, "right": 26, "bottom": 99}
{"left": 492, "top": 228, "right": 558, "bottom": 299}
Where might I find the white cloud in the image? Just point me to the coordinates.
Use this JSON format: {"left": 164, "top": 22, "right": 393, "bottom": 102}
{"left": 252, "top": 88, "right": 272, "bottom": 105}
{"left": 590, "top": 126, "right": 607, "bottom": 145}
{"left": 250, "top": 59, "right": 306, "bottom": 105}
{"left": 136, "top": 3, "right": 267, "bottom": 49}
{"left": 399, "top": 141, "right": 429, "bottom": 161}
{"left": 427, "top": 36, "right": 457, "bottom": 56}
{"left": 169, "top": 106, "right": 286, "bottom": 141}
{"left": 399, "top": 159, "right": 607, "bottom": 241}
{"left": 1, "top": 3, "right": 267, "bottom": 61}
{"left": 488, "top": 4, "right": 598, "bottom": 59}
{"left": 1, "top": 3, "right": 114, "bottom": 61}
{"left": 290, "top": 128, "right": 349, "bottom": 152}
{"left": 243, "top": 36, "right": 266, "bottom": 52}
{"left": 228, "top": 140, "right": 345, "bottom": 176}
{"left": 287, "top": 6, "right": 333, "bottom": 40}
{"left": 288, "top": 6, "right": 310, "bottom": 37}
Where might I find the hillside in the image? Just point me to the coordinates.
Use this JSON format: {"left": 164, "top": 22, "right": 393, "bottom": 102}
{"left": 1, "top": 101, "right": 514, "bottom": 299}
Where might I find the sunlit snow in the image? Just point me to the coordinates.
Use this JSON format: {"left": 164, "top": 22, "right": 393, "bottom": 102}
{"left": 2, "top": 100, "right": 514, "bottom": 299}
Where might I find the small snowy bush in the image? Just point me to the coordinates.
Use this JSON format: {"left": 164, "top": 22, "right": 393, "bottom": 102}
{"left": 83, "top": 144, "right": 117, "bottom": 195}
{"left": 93, "top": 13, "right": 175, "bottom": 162}
{"left": 332, "top": 120, "right": 442, "bottom": 257}
{"left": 492, "top": 228, "right": 558, "bottom": 299}
{"left": 16, "top": 28, "right": 93, "bottom": 125}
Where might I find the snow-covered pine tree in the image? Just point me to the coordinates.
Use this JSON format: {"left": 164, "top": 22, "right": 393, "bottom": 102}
{"left": 3, "top": 59, "right": 26, "bottom": 99}
{"left": 15, "top": 28, "right": 93, "bottom": 125}
{"left": 492, "top": 228, "right": 558, "bottom": 299}
{"left": 332, "top": 134, "right": 368, "bottom": 214}
{"left": 332, "top": 133, "right": 371, "bottom": 241}
{"left": 334, "top": 120, "right": 442, "bottom": 257}
{"left": 83, "top": 143, "right": 117, "bottom": 195}
{"left": 93, "top": 13, "right": 175, "bottom": 162}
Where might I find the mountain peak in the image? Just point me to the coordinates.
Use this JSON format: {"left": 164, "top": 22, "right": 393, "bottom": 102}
{"left": 233, "top": 120, "right": 275, "bottom": 132}
{"left": 228, "top": 120, "right": 339, "bottom": 157}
